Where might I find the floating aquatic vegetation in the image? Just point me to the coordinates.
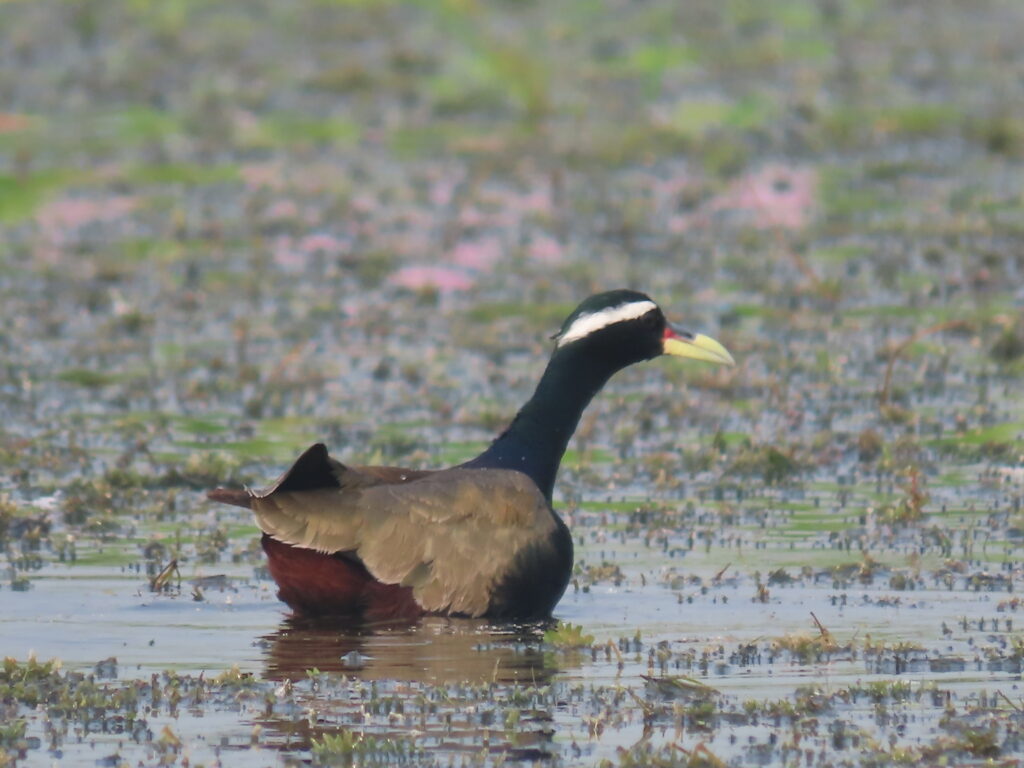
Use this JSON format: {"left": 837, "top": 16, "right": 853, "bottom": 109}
{"left": 543, "top": 622, "right": 595, "bottom": 650}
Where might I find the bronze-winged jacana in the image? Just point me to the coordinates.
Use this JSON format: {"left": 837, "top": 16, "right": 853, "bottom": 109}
{"left": 208, "top": 290, "right": 734, "bottom": 621}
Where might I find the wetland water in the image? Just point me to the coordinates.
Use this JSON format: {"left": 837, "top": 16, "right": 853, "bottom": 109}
{"left": 3, "top": 468, "right": 1024, "bottom": 766}
{"left": 3, "top": 0, "right": 1024, "bottom": 765}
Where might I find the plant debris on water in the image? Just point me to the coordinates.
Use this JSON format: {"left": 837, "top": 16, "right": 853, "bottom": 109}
{"left": 2, "top": 0, "right": 1024, "bottom": 765}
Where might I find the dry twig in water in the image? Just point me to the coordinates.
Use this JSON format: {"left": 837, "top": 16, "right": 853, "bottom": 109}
{"left": 879, "top": 320, "right": 972, "bottom": 409}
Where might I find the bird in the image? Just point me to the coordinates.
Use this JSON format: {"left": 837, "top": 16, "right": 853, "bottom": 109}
{"left": 208, "top": 289, "right": 734, "bottom": 622}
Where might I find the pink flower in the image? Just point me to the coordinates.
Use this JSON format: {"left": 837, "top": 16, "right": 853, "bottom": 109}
{"left": 528, "top": 235, "right": 563, "bottom": 263}
{"left": 264, "top": 199, "right": 300, "bottom": 222}
{"left": 299, "top": 233, "right": 347, "bottom": 256}
{"left": 667, "top": 214, "right": 691, "bottom": 234}
{"left": 450, "top": 237, "right": 503, "bottom": 270}
{"left": 430, "top": 178, "right": 458, "bottom": 207}
{"left": 0, "top": 113, "right": 31, "bottom": 134}
{"left": 240, "top": 162, "right": 285, "bottom": 190}
{"left": 272, "top": 236, "right": 305, "bottom": 270}
{"left": 36, "top": 196, "right": 138, "bottom": 234}
{"left": 458, "top": 206, "right": 486, "bottom": 228}
{"left": 350, "top": 195, "right": 376, "bottom": 215}
{"left": 388, "top": 265, "right": 475, "bottom": 292}
{"left": 515, "top": 187, "right": 553, "bottom": 214}
{"left": 710, "top": 166, "right": 816, "bottom": 230}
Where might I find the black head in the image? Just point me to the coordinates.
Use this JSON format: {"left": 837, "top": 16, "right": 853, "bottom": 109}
{"left": 551, "top": 289, "right": 735, "bottom": 369}
{"left": 552, "top": 289, "right": 665, "bottom": 365}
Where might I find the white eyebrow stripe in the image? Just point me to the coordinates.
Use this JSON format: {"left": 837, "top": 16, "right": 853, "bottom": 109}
{"left": 557, "top": 300, "right": 658, "bottom": 346}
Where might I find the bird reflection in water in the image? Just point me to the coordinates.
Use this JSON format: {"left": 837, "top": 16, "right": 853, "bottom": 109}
{"left": 261, "top": 615, "right": 556, "bottom": 684}
{"left": 255, "top": 616, "right": 562, "bottom": 762}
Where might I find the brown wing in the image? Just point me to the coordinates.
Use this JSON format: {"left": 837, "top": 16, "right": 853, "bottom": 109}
{"left": 249, "top": 444, "right": 556, "bottom": 617}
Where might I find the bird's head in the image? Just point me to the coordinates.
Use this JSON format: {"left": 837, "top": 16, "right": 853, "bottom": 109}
{"left": 552, "top": 289, "right": 735, "bottom": 369}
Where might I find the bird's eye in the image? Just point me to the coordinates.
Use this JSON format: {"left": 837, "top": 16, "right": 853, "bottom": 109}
{"left": 643, "top": 313, "right": 658, "bottom": 327}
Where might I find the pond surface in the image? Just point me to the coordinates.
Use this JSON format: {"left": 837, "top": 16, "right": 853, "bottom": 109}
{"left": 3, "top": 478, "right": 1024, "bottom": 766}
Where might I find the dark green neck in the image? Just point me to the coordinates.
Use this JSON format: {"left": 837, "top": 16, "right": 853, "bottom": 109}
{"left": 466, "top": 345, "right": 620, "bottom": 502}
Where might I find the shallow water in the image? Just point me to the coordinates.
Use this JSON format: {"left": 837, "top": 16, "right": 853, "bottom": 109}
{"left": 3, "top": 517, "right": 1023, "bottom": 765}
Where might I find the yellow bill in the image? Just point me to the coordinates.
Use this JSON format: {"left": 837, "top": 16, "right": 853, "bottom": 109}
{"left": 662, "top": 328, "right": 735, "bottom": 366}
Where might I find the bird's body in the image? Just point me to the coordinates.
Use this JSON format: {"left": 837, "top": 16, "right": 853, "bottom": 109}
{"left": 209, "top": 290, "right": 734, "bottom": 621}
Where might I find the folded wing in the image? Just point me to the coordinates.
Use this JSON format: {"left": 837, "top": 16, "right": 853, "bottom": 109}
{"left": 250, "top": 444, "right": 555, "bottom": 616}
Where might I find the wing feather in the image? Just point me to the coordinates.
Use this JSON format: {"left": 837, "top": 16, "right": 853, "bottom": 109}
{"left": 252, "top": 458, "right": 555, "bottom": 616}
